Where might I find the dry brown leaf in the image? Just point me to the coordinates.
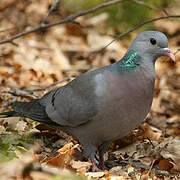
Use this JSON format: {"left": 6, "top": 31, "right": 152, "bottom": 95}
{"left": 87, "top": 30, "right": 124, "bottom": 52}
{"left": 140, "top": 172, "right": 151, "bottom": 180}
{"left": 151, "top": 96, "right": 164, "bottom": 113}
{"left": 43, "top": 142, "right": 79, "bottom": 168}
{"left": 104, "top": 173, "right": 127, "bottom": 180}
{"left": 3, "top": 117, "right": 19, "bottom": 130}
{"left": 0, "top": 66, "right": 12, "bottom": 77}
{"left": 70, "top": 160, "right": 91, "bottom": 174}
{"left": 50, "top": 42, "right": 71, "bottom": 70}
{"left": 135, "top": 140, "right": 162, "bottom": 161}
{"left": 85, "top": 171, "right": 105, "bottom": 178}
{"left": 0, "top": 125, "right": 6, "bottom": 133}
{"left": 138, "top": 157, "right": 154, "bottom": 167}
{"left": 155, "top": 60, "right": 172, "bottom": 76}
{"left": 155, "top": 20, "right": 180, "bottom": 35}
{"left": 157, "top": 159, "right": 174, "bottom": 171}
{"left": 15, "top": 120, "right": 27, "bottom": 132}
{"left": 0, "top": 2, "right": 179, "bottom": 179}
{"left": 86, "top": 13, "right": 108, "bottom": 25}
{"left": 109, "top": 166, "right": 128, "bottom": 177}
{"left": 66, "top": 23, "right": 85, "bottom": 36}
{"left": 140, "top": 123, "right": 162, "bottom": 141}
{"left": 29, "top": 171, "right": 52, "bottom": 180}
{"left": 0, "top": 152, "right": 34, "bottom": 179}
{"left": 160, "top": 138, "right": 180, "bottom": 171}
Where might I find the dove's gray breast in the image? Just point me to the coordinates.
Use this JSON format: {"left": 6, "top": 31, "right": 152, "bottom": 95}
{"left": 66, "top": 61, "right": 155, "bottom": 146}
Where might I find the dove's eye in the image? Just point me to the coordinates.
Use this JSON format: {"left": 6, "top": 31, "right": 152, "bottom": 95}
{"left": 150, "top": 38, "right": 156, "bottom": 45}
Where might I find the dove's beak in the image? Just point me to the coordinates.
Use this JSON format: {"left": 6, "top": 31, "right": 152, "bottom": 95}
{"left": 163, "top": 48, "right": 176, "bottom": 62}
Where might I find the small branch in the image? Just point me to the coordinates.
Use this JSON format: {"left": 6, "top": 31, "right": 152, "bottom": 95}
{"left": 1, "top": 75, "right": 72, "bottom": 99}
{"left": 131, "top": 0, "right": 169, "bottom": 16}
{"left": 41, "top": 0, "right": 61, "bottom": 25}
{"left": 2, "top": 97, "right": 18, "bottom": 108}
{"left": 0, "top": 0, "right": 125, "bottom": 45}
{"left": 121, "top": 158, "right": 169, "bottom": 176}
{"left": 2, "top": 89, "right": 38, "bottom": 98}
{"left": 43, "top": 0, "right": 87, "bottom": 28}
{"left": 90, "top": 15, "right": 180, "bottom": 56}
{"left": 10, "top": 41, "right": 19, "bottom": 46}
{"left": 130, "top": 0, "right": 159, "bottom": 11}
{"left": 0, "top": 0, "right": 178, "bottom": 46}
{"left": 147, "top": 137, "right": 155, "bottom": 149}
{"left": 70, "top": 20, "right": 88, "bottom": 28}
{"left": 25, "top": 74, "right": 72, "bottom": 92}
{"left": 0, "top": 0, "right": 179, "bottom": 50}
{"left": 148, "top": 159, "right": 156, "bottom": 176}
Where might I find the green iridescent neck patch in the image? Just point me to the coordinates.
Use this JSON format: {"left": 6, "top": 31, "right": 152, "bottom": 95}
{"left": 118, "top": 50, "right": 141, "bottom": 72}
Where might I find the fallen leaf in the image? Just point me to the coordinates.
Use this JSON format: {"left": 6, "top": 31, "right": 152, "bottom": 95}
{"left": 157, "top": 159, "right": 174, "bottom": 171}
{"left": 85, "top": 171, "right": 105, "bottom": 178}
{"left": 15, "top": 120, "right": 27, "bottom": 132}
{"left": 140, "top": 172, "right": 151, "bottom": 180}
{"left": 155, "top": 20, "right": 180, "bottom": 35}
{"left": 71, "top": 160, "right": 91, "bottom": 174}
{"left": 30, "top": 172, "right": 52, "bottom": 180}
{"left": 43, "top": 142, "right": 79, "bottom": 168}
{"left": 160, "top": 138, "right": 180, "bottom": 171}
{"left": 140, "top": 123, "right": 162, "bottom": 141}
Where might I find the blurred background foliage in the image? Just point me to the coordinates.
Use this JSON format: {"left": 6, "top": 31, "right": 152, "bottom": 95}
{"left": 62, "top": 0, "right": 175, "bottom": 30}
{"left": 0, "top": 131, "right": 35, "bottom": 161}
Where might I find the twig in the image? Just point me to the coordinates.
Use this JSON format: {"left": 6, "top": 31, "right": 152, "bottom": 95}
{"left": 147, "top": 137, "right": 155, "bottom": 149}
{"left": 25, "top": 74, "right": 72, "bottom": 92}
{"left": 130, "top": 0, "right": 159, "bottom": 11}
{"left": 0, "top": 0, "right": 125, "bottom": 45}
{"left": 2, "top": 97, "right": 18, "bottom": 108}
{"left": 44, "top": 0, "right": 87, "bottom": 28}
{"left": 1, "top": 75, "right": 72, "bottom": 99}
{"left": 2, "top": 89, "right": 38, "bottom": 98}
{"left": 123, "top": 159, "right": 169, "bottom": 176}
{"left": 131, "top": 0, "right": 169, "bottom": 16}
{"left": 90, "top": 15, "right": 180, "bottom": 56}
{"left": 0, "top": 0, "right": 179, "bottom": 49}
{"left": 70, "top": 20, "right": 88, "bottom": 28}
{"left": 41, "top": 0, "right": 61, "bottom": 25}
{"left": 148, "top": 160, "right": 155, "bottom": 175}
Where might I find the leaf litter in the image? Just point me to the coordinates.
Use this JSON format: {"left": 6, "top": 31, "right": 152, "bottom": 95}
{"left": 0, "top": 0, "right": 180, "bottom": 179}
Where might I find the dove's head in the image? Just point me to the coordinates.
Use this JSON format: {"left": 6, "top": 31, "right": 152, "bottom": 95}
{"left": 129, "top": 31, "right": 175, "bottom": 62}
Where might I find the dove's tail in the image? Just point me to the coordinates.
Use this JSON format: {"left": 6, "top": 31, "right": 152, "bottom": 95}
{"left": 0, "top": 100, "right": 56, "bottom": 126}
{"left": 0, "top": 110, "right": 21, "bottom": 117}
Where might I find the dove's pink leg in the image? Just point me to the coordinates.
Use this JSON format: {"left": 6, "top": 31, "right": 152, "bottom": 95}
{"left": 91, "top": 159, "right": 101, "bottom": 172}
{"left": 99, "top": 153, "right": 105, "bottom": 170}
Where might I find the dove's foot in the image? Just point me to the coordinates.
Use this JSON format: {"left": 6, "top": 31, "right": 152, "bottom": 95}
{"left": 91, "top": 159, "right": 101, "bottom": 172}
{"left": 98, "top": 153, "right": 105, "bottom": 170}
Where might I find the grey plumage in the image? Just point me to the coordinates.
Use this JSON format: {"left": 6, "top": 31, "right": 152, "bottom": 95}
{"left": 0, "top": 31, "right": 175, "bottom": 171}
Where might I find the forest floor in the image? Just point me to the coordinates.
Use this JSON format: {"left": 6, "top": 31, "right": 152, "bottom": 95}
{"left": 0, "top": 1, "right": 179, "bottom": 179}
